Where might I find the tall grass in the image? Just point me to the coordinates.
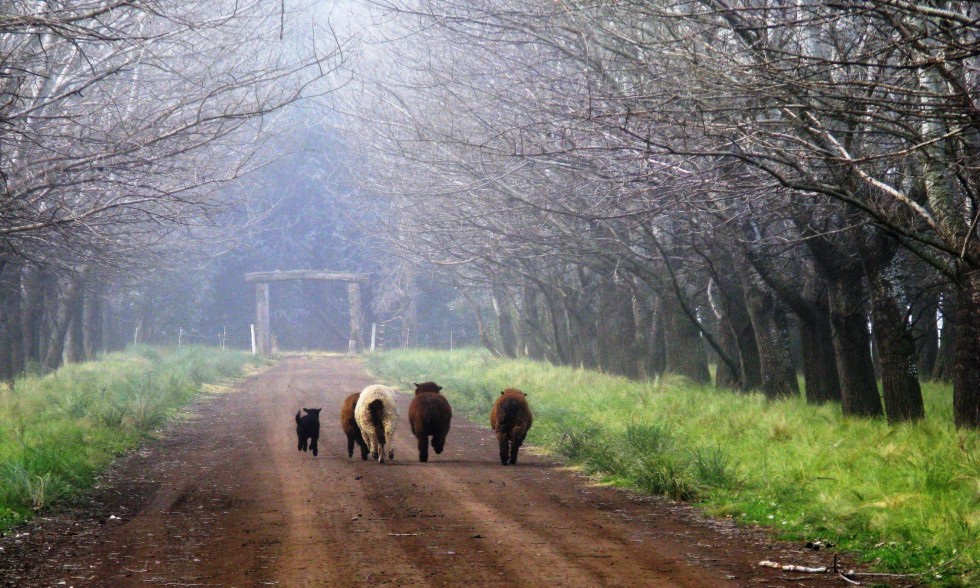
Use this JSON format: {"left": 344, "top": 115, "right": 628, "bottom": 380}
{"left": 368, "top": 348, "right": 979, "bottom": 587}
{"left": 0, "top": 345, "right": 260, "bottom": 531}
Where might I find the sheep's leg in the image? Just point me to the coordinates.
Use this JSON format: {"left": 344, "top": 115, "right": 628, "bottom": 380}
{"left": 364, "top": 430, "right": 378, "bottom": 460}
{"left": 311, "top": 434, "right": 319, "bottom": 457}
{"left": 299, "top": 436, "right": 308, "bottom": 452}
{"left": 378, "top": 441, "right": 386, "bottom": 463}
{"left": 387, "top": 427, "right": 395, "bottom": 460}
{"left": 431, "top": 431, "right": 447, "bottom": 455}
{"left": 509, "top": 429, "right": 526, "bottom": 465}
{"left": 417, "top": 434, "right": 429, "bottom": 462}
{"left": 497, "top": 433, "right": 510, "bottom": 465}
{"left": 347, "top": 434, "right": 355, "bottom": 458}
{"left": 357, "top": 435, "right": 369, "bottom": 460}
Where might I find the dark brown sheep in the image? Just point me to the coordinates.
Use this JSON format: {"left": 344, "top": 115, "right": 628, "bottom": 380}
{"left": 408, "top": 381, "right": 453, "bottom": 462}
{"left": 490, "top": 389, "right": 533, "bottom": 465}
{"left": 340, "top": 392, "right": 369, "bottom": 460}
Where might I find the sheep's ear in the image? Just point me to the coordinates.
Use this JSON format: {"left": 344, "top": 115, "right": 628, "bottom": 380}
{"left": 413, "top": 383, "right": 419, "bottom": 388}
{"left": 500, "top": 390, "right": 505, "bottom": 395}
{"left": 436, "top": 386, "right": 443, "bottom": 391}
{"left": 523, "top": 393, "right": 528, "bottom": 397}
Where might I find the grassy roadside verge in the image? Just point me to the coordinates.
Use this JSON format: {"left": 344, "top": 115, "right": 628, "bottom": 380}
{"left": 368, "top": 348, "right": 979, "bottom": 587}
{"left": 0, "top": 345, "right": 262, "bottom": 531}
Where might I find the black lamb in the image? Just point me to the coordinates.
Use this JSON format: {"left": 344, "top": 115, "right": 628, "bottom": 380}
{"left": 295, "top": 408, "right": 322, "bottom": 457}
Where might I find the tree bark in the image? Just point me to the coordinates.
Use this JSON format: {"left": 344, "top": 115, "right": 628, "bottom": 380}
{"left": 541, "top": 286, "right": 571, "bottom": 363}
{"left": 648, "top": 301, "right": 667, "bottom": 377}
{"left": 740, "top": 274, "right": 799, "bottom": 399}
{"left": 461, "top": 288, "right": 498, "bottom": 356}
{"left": 827, "top": 278, "right": 884, "bottom": 417}
{"left": 20, "top": 267, "right": 46, "bottom": 368}
{"left": 491, "top": 285, "right": 517, "bottom": 357}
{"left": 858, "top": 230, "right": 924, "bottom": 422}
{"left": 740, "top": 244, "right": 834, "bottom": 400}
{"left": 520, "top": 286, "right": 548, "bottom": 361}
{"left": 713, "top": 267, "right": 763, "bottom": 391}
{"left": 953, "top": 269, "right": 980, "bottom": 428}
{"left": 0, "top": 264, "right": 15, "bottom": 381}
{"left": 714, "top": 314, "right": 741, "bottom": 390}
{"left": 660, "top": 292, "right": 710, "bottom": 384}
{"left": 912, "top": 288, "right": 940, "bottom": 379}
{"left": 798, "top": 304, "right": 841, "bottom": 404}
{"left": 65, "top": 289, "right": 86, "bottom": 364}
{"left": 866, "top": 265, "right": 924, "bottom": 422}
{"left": 596, "top": 274, "right": 640, "bottom": 378}
{"left": 933, "top": 289, "right": 956, "bottom": 382}
{"left": 43, "top": 270, "right": 88, "bottom": 370}
{"left": 82, "top": 283, "right": 103, "bottom": 360}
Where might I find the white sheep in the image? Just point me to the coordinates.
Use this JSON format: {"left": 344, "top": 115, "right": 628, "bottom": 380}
{"left": 354, "top": 384, "right": 399, "bottom": 463}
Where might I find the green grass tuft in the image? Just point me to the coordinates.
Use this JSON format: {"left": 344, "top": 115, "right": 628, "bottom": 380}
{"left": 367, "top": 348, "right": 979, "bottom": 587}
{"left": 0, "top": 345, "right": 260, "bottom": 530}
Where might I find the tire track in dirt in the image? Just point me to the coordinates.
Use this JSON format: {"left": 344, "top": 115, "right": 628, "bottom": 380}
{"left": 0, "top": 355, "right": 862, "bottom": 587}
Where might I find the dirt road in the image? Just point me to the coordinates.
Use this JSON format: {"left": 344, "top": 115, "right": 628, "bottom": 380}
{"left": 0, "top": 355, "right": 858, "bottom": 587}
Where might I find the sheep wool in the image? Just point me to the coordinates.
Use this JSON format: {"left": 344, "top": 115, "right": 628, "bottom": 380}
{"left": 354, "top": 385, "right": 399, "bottom": 463}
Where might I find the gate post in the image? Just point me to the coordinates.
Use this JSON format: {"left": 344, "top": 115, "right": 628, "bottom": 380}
{"left": 347, "top": 282, "right": 363, "bottom": 354}
{"left": 255, "top": 282, "right": 271, "bottom": 355}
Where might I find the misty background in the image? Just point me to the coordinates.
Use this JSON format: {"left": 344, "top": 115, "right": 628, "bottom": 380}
{"left": 1, "top": 1, "right": 978, "bottom": 427}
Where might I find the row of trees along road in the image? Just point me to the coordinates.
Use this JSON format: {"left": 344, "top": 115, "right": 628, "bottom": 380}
{"left": 335, "top": 1, "right": 980, "bottom": 428}
{"left": 0, "top": 2, "right": 344, "bottom": 376}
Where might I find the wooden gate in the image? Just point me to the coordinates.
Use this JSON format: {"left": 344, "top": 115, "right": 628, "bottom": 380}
{"left": 244, "top": 270, "right": 369, "bottom": 355}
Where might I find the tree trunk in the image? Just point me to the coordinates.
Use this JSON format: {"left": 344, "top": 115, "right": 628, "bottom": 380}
{"left": 866, "top": 266, "right": 924, "bottom": 422}
{"left": 912, "top": 288, "right": 940, "bottom": 379}
{"left": 715, "top": 272, "right": 763, "bottom": 391}
{"left": 798, "top": 306, "right": 842, "bottom": 403}
{"left": 565, "top": 303, "right": 598, "bottom": 369}
{"left": 660, "top": 292, "right": 710, "bottom": 384}
{"left": 82, "top": 283, "right": 103, "bottom": 360}
{"left": 541, "top": 287, "right": 571, "bottom": 363}
{"left": 933, "top": 290, "right": 956, "bottom": 382}
{"left": 520, "top": 286, "right": 547, "bottom": 361}
{"left": 43, "top": 271, "right": 88, "bottom": 370}
{"left": 491, "top": 286, "right": 517, "bottom": 357}
{"left": 65, "top": 290, "right": 86, "bottom": 364}
{"left": 648, "top": 302, "right": 667, "bottom": 377}
{"left": 828, "top": 278, "right": 884, "bottom": 417}
{"left": 953, "top": 269, "right": 980, "bottom": 428}
{"left": 461, "top": 288, "right": 498, "bottom": 355}
{"left": 741, "top": 274, "right": 799, "bottom": 399}
{"left": 631, "top": 286, "right": 651, "bottom": 378}
{"left": 20, "top": 267, "right": 45, "bottom": 367}
{"left": 101, "top": 296, "right": 121, "bottom": 352}
{"left": 714, "top": 314, "right": 741, "bottom": 390}
{"left": 401, "top": 294, "right": 419, "bottom": 347}
{"left": 596, "top": 275, "right": 640, "bottom": 378}
{"left": 0, "top": 264, "right": 14, "bottom": 381}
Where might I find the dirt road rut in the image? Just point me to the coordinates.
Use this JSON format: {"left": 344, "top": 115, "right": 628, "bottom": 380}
{"left": 0, "top": 355, "right": 854, "bottom": 587}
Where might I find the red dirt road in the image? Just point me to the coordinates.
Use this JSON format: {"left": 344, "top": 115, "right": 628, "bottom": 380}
{"left": 0, "top": 355, "right": 861, "bottom": 587}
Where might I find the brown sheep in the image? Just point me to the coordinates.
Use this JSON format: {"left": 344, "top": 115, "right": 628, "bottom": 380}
{"left": 408, "top": 382, "right": 453, "bottom": 462}
{"left": 340, "top": 392, "right": 369, "bottom": 460}
{"left": 490, "top": 389, "right": 533, "bottom": 465}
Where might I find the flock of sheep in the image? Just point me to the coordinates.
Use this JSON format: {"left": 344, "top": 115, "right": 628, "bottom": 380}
{"left": 296, "top": 382, "right": 533, "bottom": 466}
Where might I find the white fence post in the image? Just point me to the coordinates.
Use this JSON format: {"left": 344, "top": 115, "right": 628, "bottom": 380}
{"left": 250, "top": 324, "right": 257, "bottom": 355}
